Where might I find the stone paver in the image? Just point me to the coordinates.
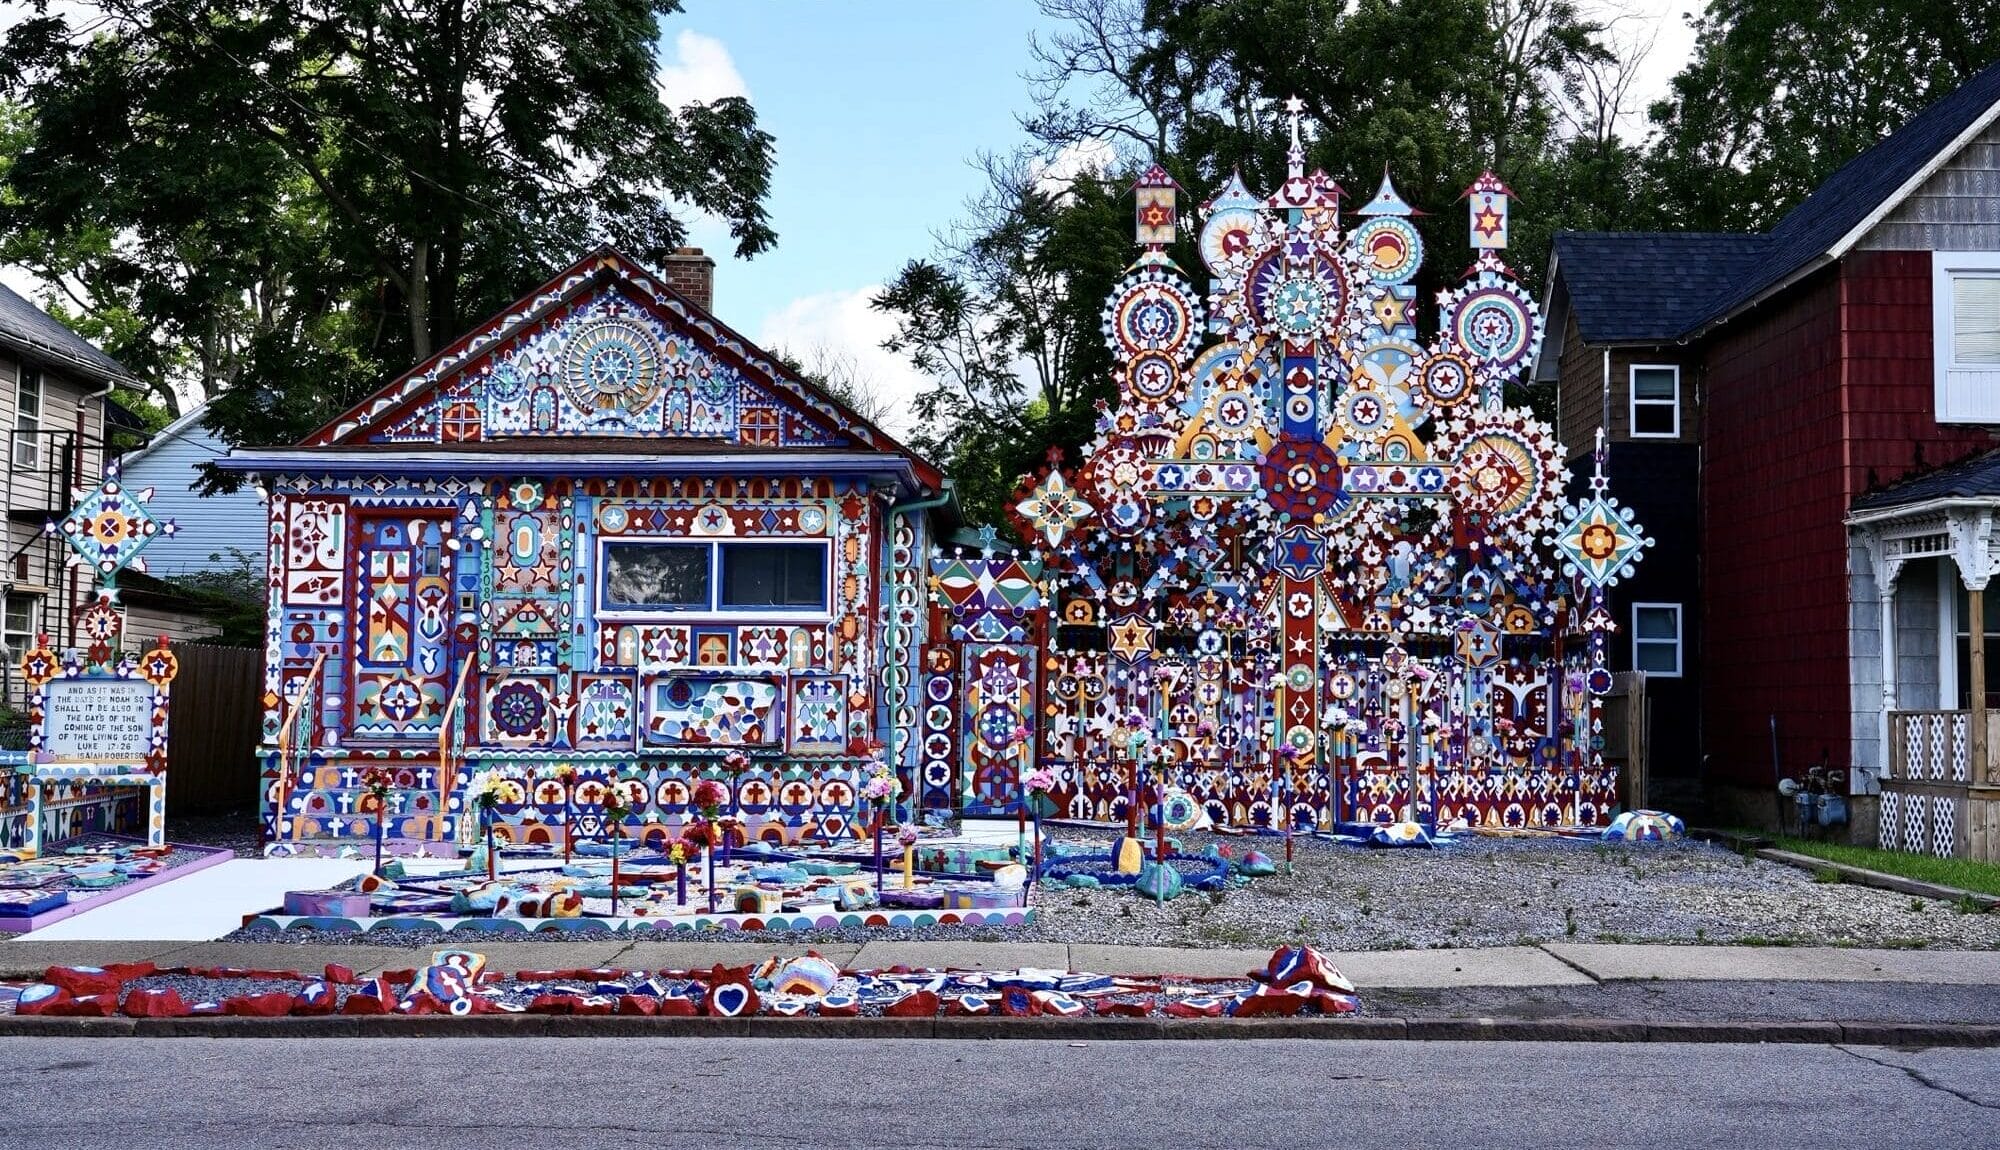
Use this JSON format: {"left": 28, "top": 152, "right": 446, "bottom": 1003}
{"left": 1541, "top": 944, "right": 1928, "bottom": 982}
{"left": 613, "top": 941, "right": 862, "bottom": 971}
{"left": 851, "top": 941, "right": 1068, "bottom": 971}
{"left": 1068, "top": 945, "right": 1269, "bottom": 977}
{"left": 1338, "top": 946, "right": 1593, "bottom": 987}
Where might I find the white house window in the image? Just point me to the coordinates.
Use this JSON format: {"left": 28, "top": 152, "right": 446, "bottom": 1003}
{"left": 599, "top": 539, "right": 829, "bottom": 616}
{"left": 13, "top": 368, "right": 41, "bottom": 472}
{"left": 1, "top": 596, "right": 37, "bottom": 660}
{"left": 1632, "top": 603, "right": 1682, "bottom": 676}
{"left": 1629, "top": 365, "right": 1679, "bottom": 437}
{"left": 1932, "top": 251, "right": 2000, "bottom": 423}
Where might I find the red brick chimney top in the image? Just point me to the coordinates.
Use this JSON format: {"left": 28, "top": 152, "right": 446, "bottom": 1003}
{"left": 662, "top": 247, "right": 715, "bottom": 311}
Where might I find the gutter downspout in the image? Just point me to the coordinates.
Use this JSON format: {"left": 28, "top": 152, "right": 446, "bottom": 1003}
{"left": 884, "top": 480, "right": 954, "bottom": 814}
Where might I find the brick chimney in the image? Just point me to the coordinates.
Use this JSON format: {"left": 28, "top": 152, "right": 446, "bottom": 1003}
{"left": 662, "top": 247, "right": 715, "bottom": 311}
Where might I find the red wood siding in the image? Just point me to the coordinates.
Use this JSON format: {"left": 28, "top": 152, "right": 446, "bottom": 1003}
{"left": 1701, "top": 251, "right": 1994, "bottom": 788}
{"left": 1841, "top": 250, "right": 1993, "bottom": 495}
{"left": 1701, "top": 269, "right": 1847, "bottom": 787}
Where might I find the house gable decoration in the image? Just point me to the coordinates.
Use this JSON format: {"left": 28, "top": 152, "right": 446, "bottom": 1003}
{"left": 303, "top": 249, "right": 931, "bottom": 478}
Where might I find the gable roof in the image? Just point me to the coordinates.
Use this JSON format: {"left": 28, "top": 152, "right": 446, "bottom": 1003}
{"left": 298, "top": 245, "right": 942, "bottom": 490}
{"left": 118, "top": 400, "right": 220, "bottom": 471}
{"left": 0, "top": 281, "right": 135, "bottom": 387}
{"left": 1549, "top": 232, "right": 1771, "bottom": 344}
{"left": 1696, "top": 56, "right": 2000, "bottom": 331}
{"left": 1548, "top": 57, "right": 2000, "bottom": 353}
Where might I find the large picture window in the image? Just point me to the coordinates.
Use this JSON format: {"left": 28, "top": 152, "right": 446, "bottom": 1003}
{"left": 599, "top": 539, "right": 828, "bottom": 615}
{"left": 603, "top": 543, "right": 710, "bottom": 609}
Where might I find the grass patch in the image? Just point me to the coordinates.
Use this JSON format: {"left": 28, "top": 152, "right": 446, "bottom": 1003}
{"left": 1758, "top": 834, "right": 2000, "bottom": 897}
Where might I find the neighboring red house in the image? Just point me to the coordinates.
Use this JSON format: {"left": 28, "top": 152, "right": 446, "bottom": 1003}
{"left": 1540, "top": 59, "right": 2000, "bottom": 853}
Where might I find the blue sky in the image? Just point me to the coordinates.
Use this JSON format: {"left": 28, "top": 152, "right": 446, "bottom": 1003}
{"left": 665, "top": 1, "right": 1068, "bottom": 433}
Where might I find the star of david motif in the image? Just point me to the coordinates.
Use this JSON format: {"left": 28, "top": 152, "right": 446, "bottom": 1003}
{"left": 1272, "top": 524, "right": 1328, "bottom": 581}
{"left": 1455, "top": 618, "right": 1503, "bottom": 669}
{"left": 1108, "top": 616, "right": 1155, "bottom": 660}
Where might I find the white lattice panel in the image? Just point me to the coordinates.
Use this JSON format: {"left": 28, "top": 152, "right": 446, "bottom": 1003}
{"left": 1932, "top": 796, "right": 1958, "bottom": 859}
{"left": 1951, "top": 714, "right": 1971, "bottom": 782}
{"left": 1881, "top": 792, "right": 1905, "bottom": 851}
{"left": 1906, "top": 793, "right": 1927, "bottom": 855}
{"left": 1928, "top": 715, "right": 1947, "bottom": 780}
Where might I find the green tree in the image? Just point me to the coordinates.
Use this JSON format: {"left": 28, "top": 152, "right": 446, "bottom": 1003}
{"left": 1645, "top": 0, "right": 2000, "bottom": 231}
{"left": 0, "top": 0, "right": 776, "bottom": 453}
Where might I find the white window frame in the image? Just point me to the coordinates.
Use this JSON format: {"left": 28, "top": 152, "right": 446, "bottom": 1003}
{"left": 0, "top": 594, "right": 36, "bottom": 662}
{"left": 12, "top": 367, "right": 41, "bottom": 472}
{"left": 1627, "top": 363, "right": 1681, "bottom": 439}
{"left": 594, "top": 536, "right": 832, "bottom": 624}
{"left": 1631, "top": 602, "right": 1683, "bottom": 678}
{"left": 1932, "top": 250, "right": 2000, "bottom": 423}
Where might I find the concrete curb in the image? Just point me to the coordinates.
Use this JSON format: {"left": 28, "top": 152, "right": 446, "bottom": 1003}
{"left": 0, "top": 1014, "right": 1994, "bottom": 1044}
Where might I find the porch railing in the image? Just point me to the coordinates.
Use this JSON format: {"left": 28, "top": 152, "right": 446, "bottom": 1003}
{"left": 1886, "top": 709, "right": 2000, "bottom": 784}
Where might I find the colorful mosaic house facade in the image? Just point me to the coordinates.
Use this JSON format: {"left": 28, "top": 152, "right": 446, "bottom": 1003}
{"left": 228, "top": 113, "right": 1651, "bottom": 851}
{"left": 223, "top": 249, "right": 951, "bottom": 850}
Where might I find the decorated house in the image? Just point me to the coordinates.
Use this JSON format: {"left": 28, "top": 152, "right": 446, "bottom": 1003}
{"left": 1540, "top": 59, "right": 2000, "bottom": 856}
{"left": 220, "top": 247, "right": 950, "bottom": 853}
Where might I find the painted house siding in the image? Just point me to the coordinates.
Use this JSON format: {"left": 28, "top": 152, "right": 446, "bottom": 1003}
{"left": 119, "top": 416, "right": 267, "bottom": 577}
{"left": 1841, "top": 250, "right": 1994, "bottom": 496}
{"left": 1857, "top": 120, "right": 2000, "bottom": 252}
{"left": 1700, "top": 269, "right": 1848, "bottom": 788}
{"left": 0, "top": 353, "right": 108, "bottom": 655}
{"left": 1554, "top": 322, "right": 1702, "bottom": 463}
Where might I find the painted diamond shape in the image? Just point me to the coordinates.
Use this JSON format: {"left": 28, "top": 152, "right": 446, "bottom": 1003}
{"left": 48, "top": 460, "right": 176, "bottom": 581}
{"left": 1015, "top": 469, "right": 1093, "bottom": 550}
{"left": 1553, "top": 496, "right": 1650, "bottom": 588}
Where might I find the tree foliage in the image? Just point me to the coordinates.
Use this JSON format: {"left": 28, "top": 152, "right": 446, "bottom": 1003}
{"left": 0, "top": 0, "right": 776, "bottom": 456}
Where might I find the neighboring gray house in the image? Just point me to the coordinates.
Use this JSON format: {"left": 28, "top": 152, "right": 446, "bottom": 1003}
{"left": 116, "top": 403, "right": 265, "bottom": 578}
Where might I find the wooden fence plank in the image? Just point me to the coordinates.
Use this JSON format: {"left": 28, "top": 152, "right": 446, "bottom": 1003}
{"left": 164, "top": 644, "right": 262, "bottom": 815}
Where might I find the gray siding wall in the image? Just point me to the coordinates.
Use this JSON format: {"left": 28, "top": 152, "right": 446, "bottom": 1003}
{"left": 118, "top": 419, "right": 267, "bottom": 577}
{"left": 1859, "top": 119, "right": 2000, "bottom": 252}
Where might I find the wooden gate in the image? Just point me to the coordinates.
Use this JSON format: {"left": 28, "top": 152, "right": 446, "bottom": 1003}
{"left": 165, "top": 643, "right": 263, "bottom": 814}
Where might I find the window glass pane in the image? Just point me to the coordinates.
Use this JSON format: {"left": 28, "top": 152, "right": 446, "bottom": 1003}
{"left": 1634, "top": 606, "right": 1678, "bottom": 640}
{"left": 16, "top": 370, "right": 40, "bottom": 418}
{"left": 1632, "top": 402, "right": 1676, "bottom": 435}
{"left": 1953, "top": 276, "right": 2000, "bottom": 365}
{"left": 720, "top": 543, "right": 826, "bottom": 608}
{"left": 1631, "top": 367, "right": 1677, "bottom": 399}
{"left": 4, "top": 598, "right": 32, "bottom": 631}
{"left": 603, "top": 543, "right": 710, "bottom": 608}
{"left": 1635, "top": 642, "right": 1679, "bottom": 674}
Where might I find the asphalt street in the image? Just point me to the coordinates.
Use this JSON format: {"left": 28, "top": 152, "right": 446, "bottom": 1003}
{"left": 0, "top": 1037, "right": 1992, "bottom": 1149}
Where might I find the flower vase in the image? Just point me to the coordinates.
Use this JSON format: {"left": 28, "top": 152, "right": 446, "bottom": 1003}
{"left": 1030, "top": 806, "right": 1041, "bottom": 890}
{"left": 676, "top": 861, "right": 687, "bottom": 906}
{"left": 609, "top": 826, "right": 620, "bottom": 917}
{"left": 373, "top": 803, "right": 386, "bottom": 876}
{"left": 562, "top": 799, "right": 573, "bottom": 866}
{"left": 873, "top": 808, "right": 885, "bottom": 893}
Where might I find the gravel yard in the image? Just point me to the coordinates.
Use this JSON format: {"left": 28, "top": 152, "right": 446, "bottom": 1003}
{"left": 218, "top": 826, "right": 2000, "bottom": 951}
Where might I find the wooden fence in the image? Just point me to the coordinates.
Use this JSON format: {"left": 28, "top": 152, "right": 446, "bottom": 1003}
{"left": 1603, "top": 670, "right": 1649, "bottom": 810}
{"left": 165, "top": 643, "right": 263, "bottom": 814}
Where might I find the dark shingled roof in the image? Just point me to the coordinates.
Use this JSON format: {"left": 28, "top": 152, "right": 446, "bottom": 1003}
{"left": 1851, "top": 447, "right": 2000, "bottom": 512}
{"left": 1699, "top": 56, "right": 2000, "bottom": 330}
{"left": 1554, "top": 58, "right": 2000, "bottom": 346}
{"left": 1552, "top": 232, "right": 1770, "bottom": 343}
{"left": 0, "top": 281, "right": 132, "bottom": 385}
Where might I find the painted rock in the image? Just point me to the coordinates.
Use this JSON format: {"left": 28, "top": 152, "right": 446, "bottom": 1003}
{"left": 952, "top": 994, "right": 996, "bottom": 1016}
{"left": 44, "top": 966, "right": 121, "bottom": 997}
{"left": 818, "top": 992, "right": 859, "bottom": 1017}
{"left": 1254, "top": 945, "right": 1356, "bottom": 995}
{"left": 655, "top": 993, "right": 699, "bottom": 1017}
{"left": 122, "top": 988, "right": 190, "bottom": 1018}
{"left": 1063, "top": 873, "right": 1100, "bottom": 889}
{"left": 1136, "top": 860, "right": 1183, "bottom": 902}
{"left": 1368, "top": 821, "right": 1433, "bottom": 848}
{"left": 1602, "top": 810, "right": 1685, "bottom": 843}
{"left": 1032, "top": 991, "right": 1086, "bottom": 1017}
{"left": 341, "top": 994, "right": 388, "bottom": 1016}
{"left": 882, "top": 990, "right": 940, "bottom": 1018}
{"left": 999, "top": 987, "right": 1039, "bottom": 1017}
{"left": 1164, "top": 996, "right": 1226, "bottom": 1018}
{"left": 616, "top": 994, "right": 658, "bottom": 1016}
{"left": 14, "top": 984, "right": 68, "bottom": 1015}
{"left": 223, "top": 993, "right": 294, "bottom": 1018}
{"left": 773, "top": 955, "right": 841, "bottom": 1001}
{"left": 285, "top": 889, "right": 371, "bottom": 917}
{"left": 835, "top": 879, "right": 877, "bottom": 911}
{"left": 323, "top": 963, "right": 356, "bottom": 985}
{"left": 705, "top": 978, "right": 759, "bottom": 1018}
{"left": 1238, "top": 851, "right": 1277, "bottom": 877}
{"left": 1230, "top": 989, "right": 1311, "bottom": 1017}
{"left": 292, "top": 981, "right": 337, "bottom": 1015}
{"left": 1114, "top": 837, "right": 1146, "bottom": 875}
{"left": 1094, "top": 998, "right": 1152, "bottom": 1017}
{"left": 992, "top": 864, "right": 1028, "bottom": 891}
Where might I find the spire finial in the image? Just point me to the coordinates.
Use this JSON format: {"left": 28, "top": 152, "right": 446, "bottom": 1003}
{"left": 1282, "top": 95, "right": 1306, "bottom": 177}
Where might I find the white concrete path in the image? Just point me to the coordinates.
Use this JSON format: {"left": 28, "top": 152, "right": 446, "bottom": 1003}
{"left": 18, "top": 858, "right": 369, "bottom": 941}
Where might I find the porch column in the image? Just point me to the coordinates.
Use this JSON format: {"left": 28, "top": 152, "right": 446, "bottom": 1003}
{"left": 1952, "top": 509, "right": 1998, "bottom": 784}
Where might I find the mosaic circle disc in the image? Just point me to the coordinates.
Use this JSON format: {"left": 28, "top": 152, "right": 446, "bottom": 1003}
{"left": 562, "top": 317, "right": 665, "bottom": 413}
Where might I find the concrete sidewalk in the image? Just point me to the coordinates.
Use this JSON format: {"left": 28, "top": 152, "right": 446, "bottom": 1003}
{"left": 1, "top": 938, "right": 1996, "bottom": 987}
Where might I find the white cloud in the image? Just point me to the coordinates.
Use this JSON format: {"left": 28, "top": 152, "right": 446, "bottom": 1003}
{"left": 758, "top": 287, "right": 930, "bottom": 440}
{"left": 656, "top": 30, "right": 748, "bottom": 108}
{"left": 1032, "top": 137, "right": 1118, "bottom": 197}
